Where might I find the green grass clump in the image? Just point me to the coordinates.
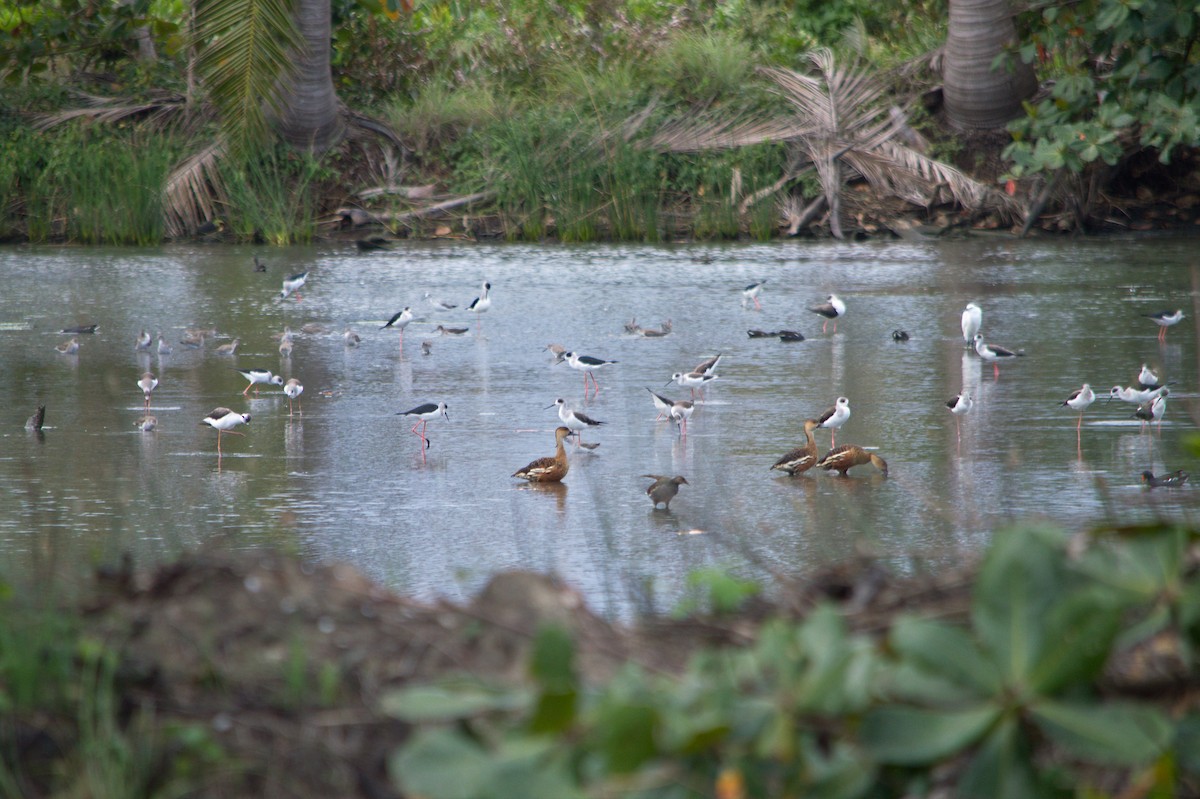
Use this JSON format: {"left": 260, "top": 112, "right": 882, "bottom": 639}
{"left": 13, "top": 125, "right": 178, "bottom": 245}
{"left": 219, "top": 145, "right": 327, "bottom": 245}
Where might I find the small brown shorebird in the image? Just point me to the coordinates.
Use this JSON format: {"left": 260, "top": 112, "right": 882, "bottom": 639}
{"left": 643, "top": 474, "right": 688, "bottom": 510}
{"left": 278, "top": 337, "right": 293, "bottom": 358}
{"left": 397, "top": 402, "right": 448, "bottom": 462}
{"left": 771, "top": 419, "right": 821, "bottom": 476}
{"left": 200, "top": 408, "right": 250, "bottom": 456}
{"left": 134, "top": 415, "right": 157, "bottom": 432}
{"left": 137, "top": 372, "right": 158, "bottom": 409}
{"left": 817, "top": 445, "right": 888, "bottom": 477}
{"left": 434, "top": 324, "right": 470, "bottom": 336}
{"left": 513, "top": 426, "right": 574, "bottom": 483}
{"left": 809, "top": 294, "right": 845, "bottom": 333}
{"left": 215, "top": 337, "right": 240, "bottom": 356}
{"left": 134, "top": 329, "right": 152, "bottom": 352}
{"left": 343, "top": 328, "right": 362, "bottom": 347}
{"left": 55, "top": 336, "right": 80, "bottom": 355}
{"left": 283, "top": 378, "right": 304, "bottom": 416}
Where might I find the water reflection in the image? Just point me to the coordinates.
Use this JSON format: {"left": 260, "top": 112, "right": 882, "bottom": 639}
{"left": 0, "top": 239, "right": 1199, "bottom": 618}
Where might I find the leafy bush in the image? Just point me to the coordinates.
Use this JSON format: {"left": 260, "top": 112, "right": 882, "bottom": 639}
{"left": 383, "top": 525, "right": 1200, "bottom": 798}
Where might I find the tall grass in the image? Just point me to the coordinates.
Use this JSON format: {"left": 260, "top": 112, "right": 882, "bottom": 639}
{"left": 16, "top": 126, "right": 177, "bottom": 245}
{"left": 219, "top": 145, "right": 326, "bottom": 245}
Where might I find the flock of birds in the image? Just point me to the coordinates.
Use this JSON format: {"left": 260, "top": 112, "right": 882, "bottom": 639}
{"left": 34, "top": 265, "right": 1194, "bottom": 507}
{"left": 946, "top": 300, "right": 1189, "bottom": 488}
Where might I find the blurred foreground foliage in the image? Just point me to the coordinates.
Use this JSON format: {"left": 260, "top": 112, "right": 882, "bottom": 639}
{"left": 385, "top": 524, "right": 1200, "bottom": 798}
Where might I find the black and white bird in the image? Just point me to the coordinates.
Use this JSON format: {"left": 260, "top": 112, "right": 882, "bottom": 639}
{"left": 946, "top": 390, "right": 973, "bottom": 445}
{"left": 809, "top": 294, "right": 846, "bottom": 333}
{"left": 817, "top": 396, "right": 851, "bottom": 447}
{"left": 562, "top": 351, "right": 617, "bottom": 396}
{"left": 380, "top": 307, "right": 414, "bottom": 346}
{"left": 973, "top": 333, "right": 1024, "bottom": 378}
{"left": 283, "top": 378, "right": 304, "bottom": 416}
{"left": 466, "top": 281, "right": 492, "bottom": 327}
{"left": 1143, "top": 309, "right": 1184, "bottom": 342}
{"left": 741, "top": 280, "right": 766, "bottom": 309}
{"left": 233, "top": 367, "right": 283, "bottom": 396}
{"left": 279, "top": 270, "right": 309, "bottom": 301}
{"left": 548, "top": 398, "right": 605, "bottom": 445}
{"left": 1061, "top": 384, "right": 1095, "bottom": 436}
{"left": 397, "top": 402, "right": 449, "bottom": 461}
{"left": 200, "top": 408, "right": 250, "bottom": 455}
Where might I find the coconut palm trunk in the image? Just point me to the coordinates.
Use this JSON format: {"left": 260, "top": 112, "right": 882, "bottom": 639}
{"left": 272, "top": 0, "right": 344, "bottom": 152}
{"left": 942, "top": 0, "right": 1037, "bottom": 129}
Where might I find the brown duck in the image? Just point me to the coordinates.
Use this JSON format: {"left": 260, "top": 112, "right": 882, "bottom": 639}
{"left": 513, "top": 427, "right": 574, "bottom": 483}
{"left": 643, "top": 474, "right": 689, "bottom": 510}
{"left": 816, "top": 445, "right": 888, "bottom": 477}
{"left": 770, "top": 419, "right": 821, "bottom": 476}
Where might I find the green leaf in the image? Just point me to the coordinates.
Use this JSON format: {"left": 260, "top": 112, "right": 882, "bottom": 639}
{"left": 379, "top": 681, "right": 531, "bottom": 722}
{"left": 1031, "top": 699, "right": 1172, "bottom": 764}
{"left": 528, "top": 688, "right": 577, "bottom": 734}
{"left": 486, "top": 738, "right": 587, "bottom": 799}
{"left": 972, "top": 527, "right": 1069, "bottom": 684}
{"left": 1096, "top": 1, "right": 1130, "bottom": 31}
{"left": 860, "top": 704, "right": 999, "bottom": 764}
{"left": 889, "top": 615, "right": 1001, "bottom": 696}
{"left": 389, "top": 728, "right": 493, "bottom": 799}
{"left": 958, "top": 716, "right": 1043, "bottom": 799}
{"left": 587, "top": 702, "right": 661, "bottom": 773}
{"left": 530, "top": 625, "right": 576, "bottom": 692}
{"left": 1175, "top": 714, "right": 1200, "bottom": 773}
{"left": 1027, "top": 587, "right": 1121, "bottom": 694}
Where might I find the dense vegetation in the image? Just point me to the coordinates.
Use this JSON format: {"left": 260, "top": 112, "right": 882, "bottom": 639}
{"left": 3, "top": 525, "right": 1200, "bottom": 797}
{"left": 2, "top": 0, "right": 1198, "bottom": 244}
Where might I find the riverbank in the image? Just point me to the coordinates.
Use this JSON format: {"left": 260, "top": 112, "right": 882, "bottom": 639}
{"left": 5, "top": 524, "right": 1199, "bottom": 797}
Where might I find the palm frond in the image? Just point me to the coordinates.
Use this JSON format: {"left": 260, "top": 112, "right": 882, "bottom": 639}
{"left": 163, "top": 142, "right": 227, "bottom": 239}
{"left": 193, "top": 0, "right": 302, "bottom": 156}
{"left": 34, "top": 93, "right": 188, "bottom": 131}
{"left": 648, "top": 46, "right": 1016, "bottom": 237}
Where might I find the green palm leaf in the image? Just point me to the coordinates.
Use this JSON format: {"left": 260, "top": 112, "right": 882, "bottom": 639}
{"left": 194, "top": 0, "right": 303, "bottom": 156}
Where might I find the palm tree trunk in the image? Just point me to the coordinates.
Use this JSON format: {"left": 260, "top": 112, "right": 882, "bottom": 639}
{"left": 942, "top": 0, "right": 1037, "bottom": 129}
{"left": 273, "top": 0, "right": 344, "bottom": 152}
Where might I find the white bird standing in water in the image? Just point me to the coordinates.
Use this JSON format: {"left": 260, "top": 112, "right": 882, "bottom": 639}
{"left": 961, "top": 302, "right": 982, "bottom": 346}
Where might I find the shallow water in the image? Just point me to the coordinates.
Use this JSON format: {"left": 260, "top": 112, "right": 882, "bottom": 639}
{"left": 1, "top": 237, "right": 1197, "bottom": 617}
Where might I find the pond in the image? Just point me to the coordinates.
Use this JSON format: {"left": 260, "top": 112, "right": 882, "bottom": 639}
{"left": 1, "top": 236, "right": 1197, "bottom": 618}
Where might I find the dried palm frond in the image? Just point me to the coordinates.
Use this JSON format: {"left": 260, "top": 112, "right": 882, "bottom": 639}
{"left": 648, "top": 48, "right": 1014, "bottom": 236}
{"left": 163, "top": 142, "right": 227, "bottom": 239}
{"left": 35, "top": 92, "right": 189, "bottom": 131}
